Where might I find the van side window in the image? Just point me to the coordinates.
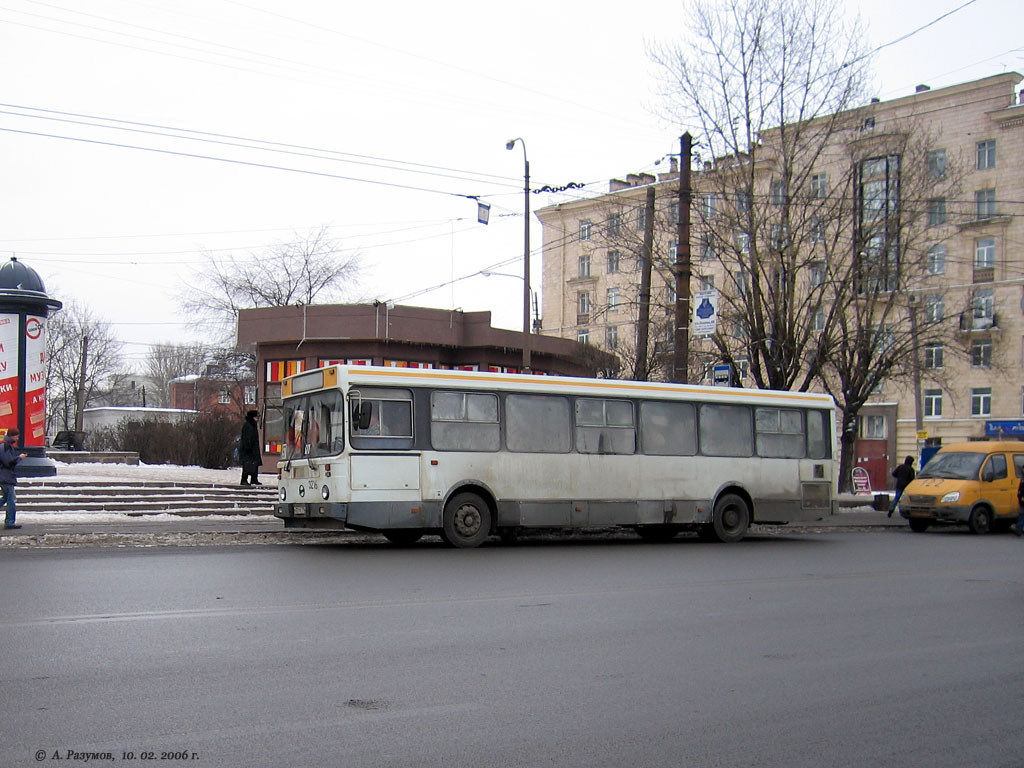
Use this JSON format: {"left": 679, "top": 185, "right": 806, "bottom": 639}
{"left": 1014, "top": 455, "right": 1024, "bottom": 478}
{"left": 986, "top": 454, "right": 1007, "bottom": 481}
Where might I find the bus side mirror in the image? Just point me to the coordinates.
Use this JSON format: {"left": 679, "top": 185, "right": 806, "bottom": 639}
{"left": 354, "top": 402, "right": 372, "bottom": 430}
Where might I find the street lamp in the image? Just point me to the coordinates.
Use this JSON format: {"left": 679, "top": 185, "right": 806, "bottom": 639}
{"left": 481, "top": 270, "right": 538, "bottom": 332}
{"left": 506, "top": 137, "right": 531, "bottom": 374}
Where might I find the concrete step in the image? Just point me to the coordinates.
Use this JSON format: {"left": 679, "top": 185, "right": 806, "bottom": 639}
{"left": 13, "top": 479, "right": 278, "bottom": 517}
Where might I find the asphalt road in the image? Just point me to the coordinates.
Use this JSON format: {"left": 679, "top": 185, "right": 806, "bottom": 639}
{"left": 1, "top": 531, "right": 1021, "bottom": 768}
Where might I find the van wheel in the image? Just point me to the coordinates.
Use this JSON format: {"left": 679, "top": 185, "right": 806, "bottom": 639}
{"left": 968, "top": 507, "right": 992, "bottom": 535}
{"left": 706, "top": 493, "right": 750, "bottom": 543}
{"left": 441, "top": 492, "right": 491, "bottom": 548}
{"left": 908, "top": 519, "right": 930, "bottom": 533}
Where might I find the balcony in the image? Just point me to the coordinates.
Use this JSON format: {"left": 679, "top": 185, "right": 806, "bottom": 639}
{"left": 958, "top": 311, "right": 999, "bottom": 335}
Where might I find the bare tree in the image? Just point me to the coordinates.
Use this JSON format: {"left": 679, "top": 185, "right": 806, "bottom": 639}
{"left": 649, "top": 0, "right": 871, "bottom": 391}
{"left": 180, "top": 226, "right": 362, "bottom": 340}
{"left": 144, "top": 342, "right": 211, "bottom": 407}
{"left": 45, "top": 300, "right": 124, "bottom": 434}
{"left": 819, "top": 123, "right": 966, "bottom": 489}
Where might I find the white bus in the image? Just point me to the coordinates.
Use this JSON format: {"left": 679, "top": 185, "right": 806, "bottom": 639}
{"left": 272, "top": 365, "right": 836, "bottom": 547}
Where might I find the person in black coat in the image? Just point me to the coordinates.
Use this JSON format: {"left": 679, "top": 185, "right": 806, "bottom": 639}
{"left": 888, "top": 455, "right": 916, "bottom": 517}
{"left": 1011, "top": 476, "right": 1024, "bottom": 537}
{"left": 1, "top": 427, "right": 28, "bottom": 529}
{"left": 239, "top": 410, "right": 262, "bottom": 486}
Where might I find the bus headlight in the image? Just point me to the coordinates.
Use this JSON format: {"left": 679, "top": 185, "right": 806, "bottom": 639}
{"left": 321, "top": 485, "right": 330, "bottom": 501}
{"left": 279, "top": 487, "right": 287, "bottom": 501}
{"left": 940, "top": 491, "right": 960, "bottom": 503}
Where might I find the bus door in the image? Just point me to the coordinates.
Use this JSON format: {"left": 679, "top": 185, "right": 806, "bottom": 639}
{"left": 348, "top": 388, "right": 420, "bottom": 494}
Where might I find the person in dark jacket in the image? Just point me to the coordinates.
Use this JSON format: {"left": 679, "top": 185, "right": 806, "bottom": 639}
{"left": 1011, "top": 476, "right": 1024, "bottom": 537}
{"left": 1, "top": 428, "right": 28, "bottom": 529}
{"left": 239, "top": 410, "right": 262, "bottom": 486}
{"left": 888, "top": 455, "right": 916, "bottom": 517}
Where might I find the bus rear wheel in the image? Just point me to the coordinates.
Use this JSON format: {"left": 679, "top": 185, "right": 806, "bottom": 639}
{"left": 441, "top": 492, "right": 491, "bottom": 548}
{"left": 703, "top": 493, "right": 750, "bottom": 543}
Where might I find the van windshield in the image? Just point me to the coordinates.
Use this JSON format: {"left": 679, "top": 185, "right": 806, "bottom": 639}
{"left": 917, "top": 452, "right": 985, "bottom": 480}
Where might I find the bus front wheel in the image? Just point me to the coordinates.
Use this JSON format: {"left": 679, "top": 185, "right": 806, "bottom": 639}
{"left": 441, "top": 492, "right": 491, "bottom": 548}
{"left": 703, "top": 493, "right": 750, "bottom": 543}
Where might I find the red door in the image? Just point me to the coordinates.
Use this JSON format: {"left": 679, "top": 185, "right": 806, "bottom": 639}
{"left": 856, "top": 439, "right": 890, "bottom": 492}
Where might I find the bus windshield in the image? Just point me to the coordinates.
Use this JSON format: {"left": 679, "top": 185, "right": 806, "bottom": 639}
{"left": 282, "top": 390, "right": 346, "bottom": 460}
{"left": 917, "top": 452, "right": 985, "bottom": 480}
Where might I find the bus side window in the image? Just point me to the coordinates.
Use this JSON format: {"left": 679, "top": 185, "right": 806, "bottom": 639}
{"left": 506, "top": 394, "right": 571, "bottom": 453}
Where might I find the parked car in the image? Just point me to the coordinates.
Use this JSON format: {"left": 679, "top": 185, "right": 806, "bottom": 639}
{"left": 52, "top": 430, "right": 87, "bottom": 451}
{"left": 898, "top": 441, "right": 1023, "bottom": 534}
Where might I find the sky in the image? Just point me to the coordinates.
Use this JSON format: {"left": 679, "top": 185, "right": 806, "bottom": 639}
{"left": 1, "top": 0, "right": 1021, "bottom": 371}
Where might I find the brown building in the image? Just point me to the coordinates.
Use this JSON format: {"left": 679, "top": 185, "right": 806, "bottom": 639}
{"left": 236, "top": 302, "right": 611, "bottom": 464}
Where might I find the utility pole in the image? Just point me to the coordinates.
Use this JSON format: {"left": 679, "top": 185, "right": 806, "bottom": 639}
{"left": 74, "top": 334, "right": 89, "bottom": 432}
{"left": 673, "top": 133, "right": 693, "bottom": 383}
{"left": 633, "top": 184, "right": 656, "bottom": 381}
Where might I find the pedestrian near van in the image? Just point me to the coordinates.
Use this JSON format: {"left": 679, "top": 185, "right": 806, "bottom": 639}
{"left": 888, "top": 455, "right": 916, "bottom": 517}
{"left": 1011, "top": 475, "right": 1024, "bottom": 537}
{"left": 1, "top": 427, "right": 28, "bottom": 530}
{"left": 239, "top": 410, "right": 262, "bottom": 486}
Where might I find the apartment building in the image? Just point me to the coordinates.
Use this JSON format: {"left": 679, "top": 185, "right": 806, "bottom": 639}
{"left": 536, "top": 72, "right": 1024, "bottom": 490}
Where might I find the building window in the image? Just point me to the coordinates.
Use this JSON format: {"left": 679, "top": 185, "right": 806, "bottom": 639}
{"left": 736, "top": 231, "right": 750, "bottom": 255}
{"left": 218, "top": 389, "right": 232, "bottom": 404}
{"left": 809, "top": 262, "right": 825, "bottom": 287}
{"left": 927, "top": 245, "right": 946, "bottom": 275}
{"left": 607, "top": 287, "right": 620, "bottom": 310}
{"left": 813, "top": 308, "right": 825, "bottom": 332}
{"left": 578, "top": 254, "right": 591, "bottom": 278}
{"left": 924, "top": 294, "right": 944, "bottom": 323}
{"left": 975, "top": 237, "right": 996, "bottom": 269}
{"left": 976, "top": 189, "right": 996, "bottom": 220}
{"left": 244, "top": 385, "right": 256, "bottom": 404}
{"left": 605, "top": 326, "right": 618, "bottom": 349}
{"left": 924, "top": 389, "right": 943, "bottom": 418}
{"left": 736, "top": 191, "right": 751, "bottom": 214}
{"left": 971, "top": 339, "right": 992, "bottom": 367}
{"left": 636, "top": 206, "right": 646, "bottom": 232}
{"left": 924, "top": 344, "right": 943, "bottom": 369}
{"left": 770, "top": 180, "right": 787, "bottom": 206}
{"left": 577, "top": 328, "right": 590, "bottom": 344}
{"left": 701, "top": 275, "right": 715, "bottom": 291}
{"left": 976, "top": 139, "right": 996, "bottom": 170}
{"left": 701, "top": 235, "right": 716, "bottom": 261}
{"left": 579, "top": 220, "right": 591, "bottom": 241}
{"left": 607, "top": 250, "right": 620, "bottom": 274}
{"left": 928, "top": 149, "right": 947, "bottom": 179}
{"left": 810, "top": 217, "right": 825, "bottom": 244}
{"left": 702, "top": 195, "right": 716, "bottom": 220}
{"left": 859, "top": 414, "right": 886, "bottom": 439}
{"left": 810, "top": 173, "right": 827, "bottom": 199}
{"left": 667, "top": 204, "right": 678, "bottom": 226}
{"left": 927, "top": 198, "right": 946, "bottom": 227}
{"left": 577, "top": 291, "right": 591, "bottom": 315}
{"left": 971, "top": 288, "right": 995, "bottom": 321}
{"left": 607, "top": 213, "right": 621, "bottom": 236}
{"left": 971, "top": 387, "right": 992, "bottom": 416}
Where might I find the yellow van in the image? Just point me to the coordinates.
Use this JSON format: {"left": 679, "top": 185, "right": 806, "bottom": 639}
{"left": 898, "top": 441, "right": 1024, "bottom": 534}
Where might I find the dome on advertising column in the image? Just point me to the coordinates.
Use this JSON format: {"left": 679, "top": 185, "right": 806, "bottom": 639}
{"left": 0, "top": 258, "right": 62, "bottom": 310}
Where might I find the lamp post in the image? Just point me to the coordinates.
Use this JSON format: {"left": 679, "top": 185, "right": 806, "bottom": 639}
{"left": 506, "top": 137, "right": 531, "bottom": 374}
{"left": 481, "top": 271, "right": 537, "bottom": 332}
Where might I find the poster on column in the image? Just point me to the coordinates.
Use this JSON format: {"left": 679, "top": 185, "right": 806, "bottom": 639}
{"left": 25, "top": 315, "right": 47, "bottom": 446}
{"left": 0, "top": 313, "right": 19, "bottom": 436}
